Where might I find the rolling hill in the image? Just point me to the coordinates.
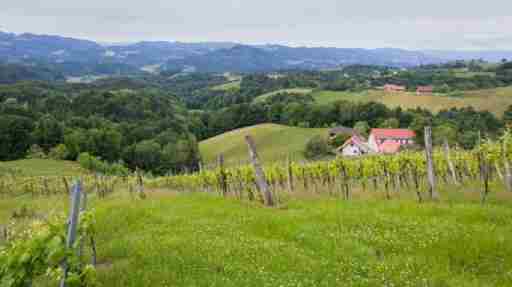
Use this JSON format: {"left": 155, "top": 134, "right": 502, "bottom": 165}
{"left": 199, "top": 124, "right": 328, "bottom": 166}
{"left": 165, "top": 45, "right": 442, "bottom": 73}
{"left": 4, "top": 30, "right": 512, "bottom": 75}
{"left": 311, "top": 87, "right": 512, "bottom": 116}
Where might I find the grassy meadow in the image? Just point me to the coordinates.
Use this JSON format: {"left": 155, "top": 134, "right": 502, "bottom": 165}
{"left": 199, "top": 123, "right": 327, "bottom": 166}
{"left": 1, "top": 181, "right": 512, "bottom": 286}
{"left": 253, "top": 88, "right": 313, "bottom": 103}
{"left": 210, "top": 80, "right": 241, "bottom": 91}
{"left": 311, "top": 87, "right": 512, "bottom": 116}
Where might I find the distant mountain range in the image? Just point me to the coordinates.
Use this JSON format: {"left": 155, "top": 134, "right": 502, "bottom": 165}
{"left": 1, "top": 31, "right": 512, "bottom": 76}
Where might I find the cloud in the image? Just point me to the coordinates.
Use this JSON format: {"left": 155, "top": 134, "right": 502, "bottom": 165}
{"left": 1, "top": 0, "right": 511, "bottom": 49}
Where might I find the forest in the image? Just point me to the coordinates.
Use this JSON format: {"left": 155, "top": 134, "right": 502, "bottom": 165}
{"left": 1, "top": 60, "right": 512, "bottom": 175}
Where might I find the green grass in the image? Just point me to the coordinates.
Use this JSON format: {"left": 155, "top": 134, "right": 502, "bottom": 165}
{"left": 311, "top": 87, "right": 512, "bottom": 116}
{"left": 199, "top": 123, "right": 327, "bottom": 166}
{"left": 210, "top": 81, "right": 241, "bottom": 91}
{"left": 253, "top": 88, "right": 313, "bottom": 103}
{"left": 2, "top": 186, "right": 512, "bottom": 286}
{"left": 453, "top": 71, "right": 496, "bottom": 78}
{"left": 0, "top": 159, "right": 85, "bottom": 177}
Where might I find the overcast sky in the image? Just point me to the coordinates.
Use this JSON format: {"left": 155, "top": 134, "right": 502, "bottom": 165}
{"left": 1, "top": 0, "right": 511, "bottom": 50}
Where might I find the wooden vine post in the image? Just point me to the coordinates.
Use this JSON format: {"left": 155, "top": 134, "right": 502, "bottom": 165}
{"left": 136, "top": 168, "right": 146, "bottom": 199}
{"left": 245, "top": 135, "right": 274, "bottom": 206}
{"left": 60, "top": 180, "right": 82, "bottom": 287}
{"left": 286, "top": 155, "right": 294, "bottom": 192}
{"left": 424, "top": 126, "right": 440, "bottom": 200}
{"left": 443, "top": 139, "right": 459, "bottom": 185}
{"left": 341, "top": 164, "right": 350, "bottom": 200}
{"left": 503, "top": 140, "right": 512, "bottom": 192}
{"left": 478, "top": 151, "right": 490, "bottom": 204}
{"left": 218, "top": 154, "right": 228, "bottom": 197}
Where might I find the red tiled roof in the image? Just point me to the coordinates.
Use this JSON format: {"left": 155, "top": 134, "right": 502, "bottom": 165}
{"left": 370, "top": 128, "right": 416, "bottom": 139}
{"left": 342, "top": 135, "right": 365, "bottom": 147}
{"left": 384, "top": 84, "right": 406, "bottom": 91}
{"left": 417, "top": 86, "right": 434, "bottom": 92}
{"left": 379, "top": 141, "right": 401, "bottom": 154}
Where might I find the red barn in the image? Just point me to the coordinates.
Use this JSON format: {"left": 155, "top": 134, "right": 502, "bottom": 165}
{"left": 368, "top": 128, "right": 416, "bottom": 154}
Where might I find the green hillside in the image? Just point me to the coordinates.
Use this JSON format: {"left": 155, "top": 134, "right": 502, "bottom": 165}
{"left": 210, "top": 80, "right": 241, "bottom": 91}
{"left": 254, "top": 88, "right": 313, "bottom": 103}
{"left": 311, "top": 87, "right": 512, "bottom": 116}
{"left": 0, "top": 159, "right": 85, "bottom": 177}
{"left": 199, "top": 124, "right": 328, "bottom": 166}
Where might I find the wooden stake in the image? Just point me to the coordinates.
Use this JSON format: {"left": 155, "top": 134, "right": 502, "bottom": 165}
{"left": 478, "top": 152, "right": 490, "bottom": 204}
{"left": 503, "top": 140, "right": 512, "bottom": 192}
{"left": 443, "top": 139, "right": 459, "bottom": 185}
{"left": 136, "top": 169, "right": 146, "bottom": 199}
{"left": 218, "top": 154, "right": 228, "bottom": 197}
{"left": 245, "top": 135, "right": 274, "bottom": 206}
{"left": 424, "top": 126, "right": 440, "bottom": 200}
{"left": 60, "top": 180, "right": 82, "bottom": 287}
{"left": 286, "top": 155, "right": 294, "bottom": 192}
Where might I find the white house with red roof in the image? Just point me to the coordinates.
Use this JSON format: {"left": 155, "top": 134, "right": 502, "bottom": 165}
{"left": 368, "top": 128, "right": 416, "bottom": 154}
{"left": 338, "top": 135, "right": 374, "bottom": 156}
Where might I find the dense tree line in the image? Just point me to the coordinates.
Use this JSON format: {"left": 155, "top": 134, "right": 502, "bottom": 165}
{"left": 0, "top": 82, "right": 200, "bottom": 174}
{"left": 0, "top": 62, "right": 65, "bottom": 84}
{"left": 1, "top": 62, "right": 511, "bottom": 173}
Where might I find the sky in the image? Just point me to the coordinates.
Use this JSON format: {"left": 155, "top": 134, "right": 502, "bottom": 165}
{"left": 1, "top": 0, "right": 511, "bottom": 50}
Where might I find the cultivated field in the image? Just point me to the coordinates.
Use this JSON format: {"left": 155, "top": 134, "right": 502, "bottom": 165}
{"left": 312, "top": 87, "right": 512, "bottom": 116}
{"left": 199, "top": 123, "right": 327, "bottom": 166}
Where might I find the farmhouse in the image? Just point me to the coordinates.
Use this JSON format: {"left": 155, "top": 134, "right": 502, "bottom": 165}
{"left": 416, "top": 85, "right": 433, "bottom": 95}
{"left": 368, "top": 128, "right": 416, "bottom": 154}
{"left": 337, "top": 135, "right": 373, "bottom": 156}
{"left": 383, "top": 84, "right": 406, "bottom": 93}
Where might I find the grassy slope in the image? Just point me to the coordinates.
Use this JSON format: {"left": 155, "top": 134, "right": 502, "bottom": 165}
{"left": 199, "top": 124, "right": 327, "bottom": 166}
{"left": 210, "top": 81, "right": 241, "bottom": 91}
{"left": 2, "top": 187, "right": 512, "bottom": 286}
{"left": 253, "top": 88, "right": 313, "bottom": 103}
{"left": 312, "top": 87, "right": 512, "bottom": 116}
{"left": 0, "top": 159, "right": 84, "bottom": 176}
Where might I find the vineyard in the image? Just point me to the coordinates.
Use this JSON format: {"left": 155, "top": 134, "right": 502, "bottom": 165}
{"left": 155, "top": 131, "right": 512, "bottom": 206}
{"left": 1, "top": 130, "right": 512, "bottom": 286}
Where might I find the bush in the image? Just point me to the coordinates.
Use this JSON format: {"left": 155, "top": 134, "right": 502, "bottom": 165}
{"left": 48, "top": 144, "right": 69, "bottom": 160}
{"left": 78, "top": 152, "right": 129, "bottom": 176}
{"left": 304, "top": 136, "right": 332, "bottom": 159}
{"left": 26, "top": 144, "right": 47, "bottom": 159}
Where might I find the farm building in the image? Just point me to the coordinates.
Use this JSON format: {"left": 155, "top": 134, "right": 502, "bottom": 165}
{"left": 416, "top": 85, "right": 434, "bottom": 95}
{"left": 368, "top": 128, "right": 416, "bottom": 154}
{"left": 378, "top": 141, "right": 402, "bottom": 154}
{"left": 383, "top": 84, "right": 406, "bottom": 93}
{"left": 337, "top": 135, "right": 373, "bottom": 156}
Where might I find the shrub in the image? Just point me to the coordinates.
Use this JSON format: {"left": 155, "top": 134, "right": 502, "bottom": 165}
{"left": 304, "top": 135, "right": 332, "bottom": 159}
{"left": 48, "top": 144, "right": 69, "bottom": 160}
{"left": 78, "top": 152, "right": 129, "bottom": 176}
{"left": 26, "top": 144, "right": 47, "bottom": 159}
